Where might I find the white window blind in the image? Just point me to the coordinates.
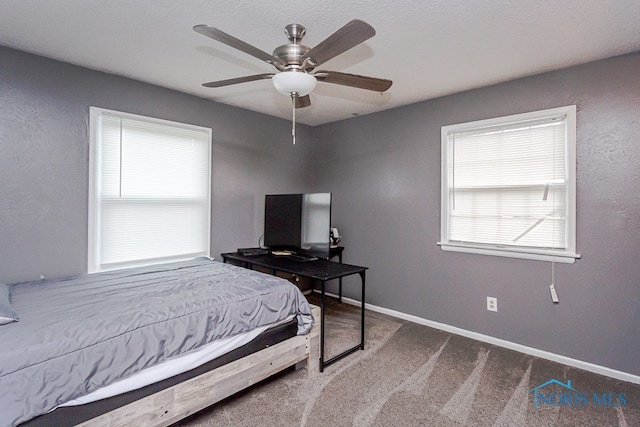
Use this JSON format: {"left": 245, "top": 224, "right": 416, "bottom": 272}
{"left": 89, "top": 108, "right": 211, "bottom": 273}
{"left": 439, "top": 106, "right": 579, "bottom": 263}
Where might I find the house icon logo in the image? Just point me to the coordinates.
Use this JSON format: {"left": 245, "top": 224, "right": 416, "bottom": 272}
{"left": 530, "top": 378, "right": 627, "bottom": 409}
{"left": 530, "top": 379, "right": 577, "bottom": 408}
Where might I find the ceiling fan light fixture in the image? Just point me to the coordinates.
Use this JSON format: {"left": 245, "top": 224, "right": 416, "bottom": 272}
{"left": 272, "top": 71, "right": 317, "bottom": 97}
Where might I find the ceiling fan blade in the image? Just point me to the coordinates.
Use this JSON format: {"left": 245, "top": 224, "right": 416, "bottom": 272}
{"left": 301, "top": 20, "right": 375, "bottom": 69}
{"left": 202, "top": 73, "right": 274, "bottom": 88}
{"left": 193, "top": 25, "right": 283, "bottom": 67}
{"left": 295, "top": 95, "right": 311, "bottom": 108}
{"left": 315, "top": 70, "right": 392, "bottom": 92}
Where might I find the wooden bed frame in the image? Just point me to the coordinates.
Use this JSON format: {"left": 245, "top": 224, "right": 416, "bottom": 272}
{"left": 77, "top": 305, "right": 320, "bottom": 427}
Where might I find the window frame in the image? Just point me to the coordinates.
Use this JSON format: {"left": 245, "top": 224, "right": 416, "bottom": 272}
{"left": 88, "top": 107, "right": 212, "bottom": 273}
{"left": 438, "top": 105, "right": 579, "bottom": 263}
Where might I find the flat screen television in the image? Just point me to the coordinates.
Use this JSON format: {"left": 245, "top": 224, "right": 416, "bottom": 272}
{"left": 264, "top": 193, "right": 331, "bottom": 259}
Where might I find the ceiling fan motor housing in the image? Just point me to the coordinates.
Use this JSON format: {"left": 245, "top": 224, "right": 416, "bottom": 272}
{"left": 272, "top": 43, "right": 311, "bottom": 68}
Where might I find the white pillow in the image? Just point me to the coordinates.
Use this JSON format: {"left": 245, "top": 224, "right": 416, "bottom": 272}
{"left": 0, "top": 283, "right": 18, "bottom": 325}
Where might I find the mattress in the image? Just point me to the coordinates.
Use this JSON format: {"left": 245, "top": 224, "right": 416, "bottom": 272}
{"left": 0, "top": 258, "right": 313, "bottom": 427}
{"left": 59, "top": 315, "right": 296, "bottom": 407}
{"left": 22, "top": 317, "right": 299, "bottom": 427}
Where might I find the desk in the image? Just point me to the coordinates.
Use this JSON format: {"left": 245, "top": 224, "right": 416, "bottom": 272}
{"left": 221, "top": 252, "right": 367, "bottom": 372}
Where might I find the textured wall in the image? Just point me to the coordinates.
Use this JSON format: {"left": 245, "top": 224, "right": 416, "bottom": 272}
{"left": 0, "top": 46, "right": 313, "bottom": 283}
{"left": 311, "top": 52, "right": 640, "bottom": 376}
{"left": 2, "top": 44, "right": 639, "bottom": 377}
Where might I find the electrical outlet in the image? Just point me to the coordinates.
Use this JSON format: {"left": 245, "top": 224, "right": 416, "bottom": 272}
{"left": 487, "top": 297, "right": 498, "bottom": 312}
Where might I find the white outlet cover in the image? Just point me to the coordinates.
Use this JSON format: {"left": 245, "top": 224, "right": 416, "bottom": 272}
{"left": 487, "top": 297, "right": 498, "bottom": 312}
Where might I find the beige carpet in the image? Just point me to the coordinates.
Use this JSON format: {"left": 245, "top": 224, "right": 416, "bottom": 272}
{"left": 176, "top": 295, "right": 640, "bottom": 427}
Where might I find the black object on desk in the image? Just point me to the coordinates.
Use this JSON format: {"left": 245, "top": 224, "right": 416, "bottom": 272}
{"left": 221, "top": 251, "right": 366, "bottom": 372}
{"left": 237, "top": 247, "right": 270, "bottom": 257}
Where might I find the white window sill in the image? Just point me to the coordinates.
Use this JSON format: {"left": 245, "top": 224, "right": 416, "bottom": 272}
{"left": 437, "top": 242, "right": 580, "bottom": 264}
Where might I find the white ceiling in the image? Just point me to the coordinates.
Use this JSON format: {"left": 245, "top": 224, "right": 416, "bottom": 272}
{"left": 2, "top": 1, "right": 640, "bottom": 126}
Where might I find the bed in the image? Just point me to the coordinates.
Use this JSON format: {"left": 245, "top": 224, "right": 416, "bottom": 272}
{"left": 0, "top": 257, "right": 320, "bottom": 427}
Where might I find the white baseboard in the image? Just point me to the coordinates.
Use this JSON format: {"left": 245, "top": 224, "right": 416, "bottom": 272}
{"left": 319, "top": 291, "right": 640, "bottom": 385}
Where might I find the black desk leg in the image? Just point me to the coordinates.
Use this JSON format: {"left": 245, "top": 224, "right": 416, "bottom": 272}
{"left": 338, "top": 253, "right": 343, "bottom": 303}
{"left": 320, "top": 271, "right": 366, "bottom": 371}
{"left": 359, "top": 271, "right": 365, "bottom": 350}
{"left": 320, "top": 279, "right": 326, "bottom": 373}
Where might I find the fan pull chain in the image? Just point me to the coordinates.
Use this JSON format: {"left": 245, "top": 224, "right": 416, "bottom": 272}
{"left": 291, "top": 94, "right": 296, "bottom": 145}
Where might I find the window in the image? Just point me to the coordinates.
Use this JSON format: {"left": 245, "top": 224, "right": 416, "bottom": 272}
{"left": 439, "top": 106, "right": 579, "bottom": 263}
{"left": 88, "top": 107, "right": 211, "bottom": 273}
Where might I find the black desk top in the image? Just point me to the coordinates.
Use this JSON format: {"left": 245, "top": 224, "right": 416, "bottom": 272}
{"left": 221, "top": 252, "right": 367, "bottom": 281}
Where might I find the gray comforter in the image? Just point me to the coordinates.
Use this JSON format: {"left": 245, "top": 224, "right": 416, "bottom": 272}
{"left": 0, "top": 258, "right": 313, "bottom": 426}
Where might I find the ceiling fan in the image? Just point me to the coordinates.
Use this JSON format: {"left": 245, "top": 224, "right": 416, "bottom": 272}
{"left": 193, "top": 19, "right": 392, "bottom": 106}
{"left": 193, "top": 20, "right": 392, "bottom": 143}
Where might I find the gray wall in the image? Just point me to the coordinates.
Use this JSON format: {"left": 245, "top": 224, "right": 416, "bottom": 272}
{"left": 311, "top": 52, "right": 640, "bottom": 376}
{"left": 2, "top": 44, "right": 639, "bottom": 377}
{"left": 0, "top": 46, "right": 313, "bottom": 283}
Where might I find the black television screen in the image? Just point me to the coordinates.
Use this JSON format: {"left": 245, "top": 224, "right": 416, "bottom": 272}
{"left": 264, "top": 193, "right": 331, "bottom": 259}
{"left": 264, "top": 194, "right": 303, "bottom": 250}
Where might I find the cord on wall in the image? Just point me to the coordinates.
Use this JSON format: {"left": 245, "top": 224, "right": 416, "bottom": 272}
{"left": 549, "top": 260, "right": 559, "bottom": 303}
